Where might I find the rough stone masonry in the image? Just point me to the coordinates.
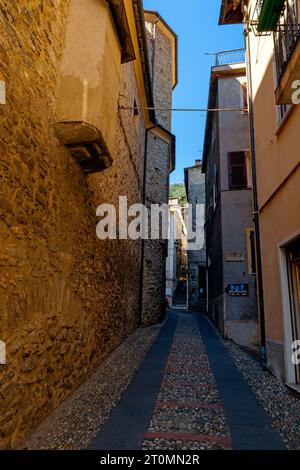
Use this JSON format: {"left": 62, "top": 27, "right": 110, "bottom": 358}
{"left": 141, "top": 12, "right": 177, "bottom": 325}
{"left": 0, "top": 0, "right": 155, "bottom": 448}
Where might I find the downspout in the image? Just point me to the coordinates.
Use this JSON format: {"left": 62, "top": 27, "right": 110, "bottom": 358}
{"left": 244, "top": 6, "right": 267, "bottom": 369}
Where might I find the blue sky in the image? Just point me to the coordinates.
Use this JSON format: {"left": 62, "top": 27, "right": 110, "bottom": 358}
{"left": 143, "top": 0, "right": 244, "bottom": 183}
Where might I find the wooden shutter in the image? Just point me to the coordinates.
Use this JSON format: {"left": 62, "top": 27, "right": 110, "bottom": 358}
{"left": 228, "top": 151, "right": 247, "bottom": 189}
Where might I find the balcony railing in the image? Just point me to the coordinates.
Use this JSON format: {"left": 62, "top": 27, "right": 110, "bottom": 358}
{"left": 214, "top": 48, "right": 246, "bottom": 66}
{"left": 256, "top": 0, "right": 264, "bottom": 11}
{"left": 274, "top": 0, "right": 300, "bottom": 80}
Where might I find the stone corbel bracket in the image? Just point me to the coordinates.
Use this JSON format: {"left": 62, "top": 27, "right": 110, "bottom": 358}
{"left": 55, "top": 121, "right": 113, "bottom": 174}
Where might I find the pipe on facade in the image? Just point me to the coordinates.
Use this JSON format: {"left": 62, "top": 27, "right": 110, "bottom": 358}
{"left": 244, "top": 5, "right": 267, "bottom": 369}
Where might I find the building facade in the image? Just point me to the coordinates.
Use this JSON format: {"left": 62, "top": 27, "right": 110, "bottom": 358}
{"left": 166, "top": 198, "right": 188, "bottom": 307}
{"left": 219, "top": 0, "right": 300, "bottom": 385}
{"left": 141, "top": 11, "right": 178, "bottom": 325}
{"left": 0, "top": 0, "right": 176, "bottom": 448}
{"left": 184, "top": 161, "right": 206, "bottom": 312}
{"left": 202, "top": 58, "right": 259, "bottom": 351}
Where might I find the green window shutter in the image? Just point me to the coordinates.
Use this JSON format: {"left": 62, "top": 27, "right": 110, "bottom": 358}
{"left": 257, "top": 0, "right": 286, "bottom": 32}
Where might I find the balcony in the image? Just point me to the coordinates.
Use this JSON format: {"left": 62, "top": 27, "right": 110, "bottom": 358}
{"left": 274, "top": 1, "right": 300, "bottom": 104}
{"left": 254, "top": 1, "right": 300, "bottom": 104}
{"left": 219, "top": 1, "right": 243, "bottom": 25}
{"left": 214, "top": 48, "right": 246, "bottom": 66}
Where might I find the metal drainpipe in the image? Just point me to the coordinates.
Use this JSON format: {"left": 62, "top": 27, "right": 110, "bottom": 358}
{"left": 244, "top": 8, "right": 267, "bottom": 369}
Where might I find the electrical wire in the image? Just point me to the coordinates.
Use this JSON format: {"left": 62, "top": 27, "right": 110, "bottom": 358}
{"left": 119, "top": 106, "right": 248, "bottom": 113}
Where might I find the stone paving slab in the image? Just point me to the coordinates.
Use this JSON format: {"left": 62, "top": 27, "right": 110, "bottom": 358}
{"left": 21, "top": 323, "right": 162, "bottom": 450}
{"left": 143, "top": 314, "right": 232, "bottom": 450}
{"left": 91, "top": 314, "right": 178, "bottom": 450}
{"left": 22, "top": 311, "right": 291, "bottom": 450}
{"left": 91, "top": 312, "right": 285, "bottom": 451}
{"left": 142, "top": 436, "right": 231, "bottom": 451}
{"left": 197, "top": 315, "right": 286, "bottom": 450}
{"left": 225, "top": 341, "right": 300, "bottom": 449}
{"left": 149, "top": 407, "right": 228, "bottom": 436}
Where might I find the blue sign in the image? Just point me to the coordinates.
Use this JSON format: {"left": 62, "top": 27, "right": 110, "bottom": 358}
{"left": 225, "top": 284, "right": 249, "bottom": 297}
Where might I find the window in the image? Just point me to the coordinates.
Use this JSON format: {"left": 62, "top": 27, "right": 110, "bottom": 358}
{"left": 247, "top": 228, "right": 257, "bottom": 275}
{"left": 274, "top": 0, "right": 299, "bottom": 82}
{"left": 286, "top": 237, "right": 300, "bottom": 383}
{"left": 228, "top": 151, "right": 247, "bottom": 190}
{"left": 271, "top": 53, "right": 292, "bottom": 123}
{"left": 273, "top": 0, "right": 299, "bottom": 120}
{"left": 277, "top": 103, "right": 292, "bottom": 123}
{"left": 245, "top": 150, "right": 252, "bottom": 188}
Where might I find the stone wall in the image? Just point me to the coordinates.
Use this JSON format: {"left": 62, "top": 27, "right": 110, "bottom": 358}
{"left": 218, "top": 74, "right": 258, "bottom": 351}
{"left": 150, "top": 26, "right": 173, "bottom": 130}
{"left": 142, "top": 133, "right": 169, "bottom": 325}
{"left": 145, "top": 20, "right": 172, "bottom": 129}
{"left": 205, "top": 70, "right": 259, "bottom": 352}
{"left": 186, "top": 165, "right": 206, "bottom": 311}
{"left": 141, "top": 18, "right": 174, "bottom": 325}
{"left": 0, "top": 1, "right": 146, "bottom": 448}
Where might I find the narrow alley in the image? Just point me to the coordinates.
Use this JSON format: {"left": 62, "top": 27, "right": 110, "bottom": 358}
{"left": 1, "top": 0, "right": 300, "bottom": 460}
{"left": 21, "top": 311, "right": 300, "bottom": 451}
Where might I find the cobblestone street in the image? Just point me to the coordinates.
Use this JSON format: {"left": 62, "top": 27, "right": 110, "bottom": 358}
{"left": 142, "top": 315, "right": 232, "bottom": 450}
{"left": 22, "top": 311, "right": 300, "bottom": 451}
{"left": 2, "top": 0, "right": 300, "bottom": 460}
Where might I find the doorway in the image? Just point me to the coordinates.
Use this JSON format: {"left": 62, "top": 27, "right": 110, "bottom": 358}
{"left": 286, "top": 238, "right": 300, "bottom": 384}
{"left": 198, "top": 266, "right": 207, "bottom": 313}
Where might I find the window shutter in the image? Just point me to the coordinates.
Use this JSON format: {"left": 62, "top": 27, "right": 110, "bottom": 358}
{"left": 228, "top": 152, "right": 247, "bottom": 189}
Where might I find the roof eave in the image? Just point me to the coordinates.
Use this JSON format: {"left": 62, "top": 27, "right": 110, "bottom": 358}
{"left": 108, "top": 0, "right": 136, "bottom": 63}
{"left": 132, "top": 1, "right": 156, "bottom": 123}
{"left": 144, "top": 10, "right": 179, "bottom": 89}
{"left": 219, "top": 0, "right": 244, "bottom": 26}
